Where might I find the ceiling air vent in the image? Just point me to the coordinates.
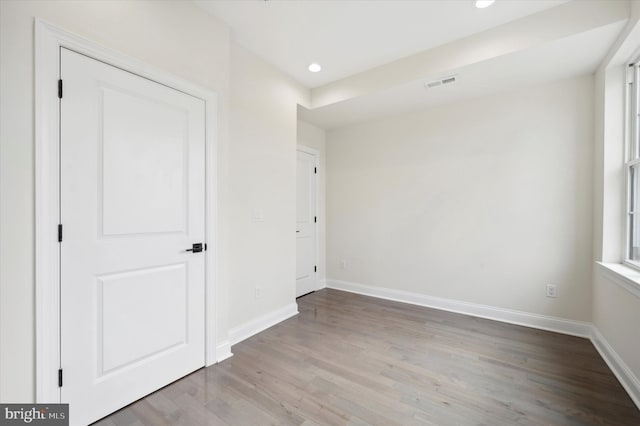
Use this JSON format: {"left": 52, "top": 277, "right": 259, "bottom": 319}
{"left": 425, "top": 75, "right": 457, "bottom": 89}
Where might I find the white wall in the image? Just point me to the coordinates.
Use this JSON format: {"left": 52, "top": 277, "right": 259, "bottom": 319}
{"left": 0, "top": 0, "right": 308, "bottom": 402}
{"left": 593, "top": 271, "right": 640, "bottom": 377}
{"left": 326, "top": 75, "right": 594, "bottom": 322}
{"left": 591, "top": 2, "right": 640, "bottom": 399}
{"left": 297, "top": 120, "right": 327, "bottom": 283}
{"left": 228, "top": 43, "right": 309, "bottom": 329}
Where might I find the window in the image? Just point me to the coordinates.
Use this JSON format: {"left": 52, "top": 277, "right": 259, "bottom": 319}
{"left": 626, "top": 59, "right": 640, "bottom": 266}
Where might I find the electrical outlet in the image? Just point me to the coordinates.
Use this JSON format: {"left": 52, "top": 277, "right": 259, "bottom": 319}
{"left": 255, "top": 287, "right": 262, "bottom": 299}
{"left": 252, "top": 208, "right": 264, "bottom": 222}
{"left": 546, "top": 284, "right": 557, "bottom": 298}
{"left": 340, "top": 260, "right": 347, "bottom": 269}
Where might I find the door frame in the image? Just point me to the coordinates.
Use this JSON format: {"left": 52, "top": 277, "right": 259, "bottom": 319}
{"left": 34, "top": 19, "right": 220, "bottom": 403}
{"left": 296, "top": 145, "right": 320, "bottom": 293}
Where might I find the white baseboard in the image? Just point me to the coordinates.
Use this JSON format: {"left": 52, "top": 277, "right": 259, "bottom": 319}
{"left": 326, "top": 279, "right": 592, "bottom": 337}
{"left": 591, "top": 327, "right": 640, "bottom": 409}
{"left": 229, "top": 302, "right": 299, "bottom": 346}
{"left": 215, "top": 340, "right": 233, "bottom": 363}
{"left": 325, "top": 278, "right": 640, "bottom": 410}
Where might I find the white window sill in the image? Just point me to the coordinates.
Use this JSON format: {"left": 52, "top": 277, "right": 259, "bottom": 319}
{"left": 596, "top": 262, "right": 640, "bottom": 299}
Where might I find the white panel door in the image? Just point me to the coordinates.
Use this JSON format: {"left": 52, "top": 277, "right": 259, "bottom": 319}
{"left": 60, "top": 48, "right": 206, "bottom": 426}
{"left": 296, "top": 150, "right": 317, "bottom": 297}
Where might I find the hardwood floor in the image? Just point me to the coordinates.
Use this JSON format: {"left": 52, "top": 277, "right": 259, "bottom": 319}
{"left": 96, "top": 289, "right": 640, "bottom": 425}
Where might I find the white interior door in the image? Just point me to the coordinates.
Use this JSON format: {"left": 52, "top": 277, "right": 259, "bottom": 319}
{"left": 60, "top": 48, "right": 206, "bottom": 426}
{"left": 296, "top": 149, "right": 318, "bottom": 297}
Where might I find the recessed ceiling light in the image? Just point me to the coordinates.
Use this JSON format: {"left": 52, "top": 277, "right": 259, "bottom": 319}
{"left": 475, "top": 0, "right": 495, "bottom": 8}
{"left": 308, "top": 63, "right": 322, "bottom": 73}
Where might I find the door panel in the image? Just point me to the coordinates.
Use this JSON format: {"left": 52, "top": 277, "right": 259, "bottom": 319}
{"left": 97, "top": 264, "right": 187, "bottom": 376}
{"left": 101, "top": 87, "right": 188, "bottom": 236}
{"left": 60, "top": 48, "right": 206, "bottom": 426}
{"left": 296, "top": 150, "right": 317, "bottom": 297}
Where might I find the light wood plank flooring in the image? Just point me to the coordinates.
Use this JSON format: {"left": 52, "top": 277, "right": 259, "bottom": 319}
{"left": 96, "top": 289, "right": 640, "bottom": 425}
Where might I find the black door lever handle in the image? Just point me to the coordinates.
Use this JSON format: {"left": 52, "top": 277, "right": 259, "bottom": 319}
{"left": 186, "top": 243, "right": 204, "bottom": 253}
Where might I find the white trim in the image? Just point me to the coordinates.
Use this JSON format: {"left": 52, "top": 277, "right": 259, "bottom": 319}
{"left": 35, "top": 19, "right": 63, "bottom": 404}
{"left": 35, "top": 19, "right": 220, "bottom": 402}
{"left": 596, "top": 262, "right": 640, "bottom": 299}
{"left": 296, "top": 145, "right": 319, "bottom": 157}
{"left": 591, "top": 327, "right": 640, "bottom": 409}
{"left": 624, "top": 56, "right": 635, "bottom": 264}
{"left": 229, "top": 303, "right": 299, "bottom": 346}
{"left": 204, "top": 76, "right": 220, "bottom": 369}
{"left": 326, "top": 279, "right": 592, "bottom": 338}
{"left": 215, "top": 341, "right": 233, "bottom": 363}
{"left": 296, "top": 145, "right": 321, "bottom": 293}
{"left": 621, "top": 259, "right": 640, "bottom": 273}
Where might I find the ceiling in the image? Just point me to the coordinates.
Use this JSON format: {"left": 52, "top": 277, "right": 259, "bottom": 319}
{"left": 299, "top": 20, "right": 626, "bottom": 129}
{"left": 195, "top": 0, "right": 569, "bottom": 88}
{"left": 195, "top": 0, "right": 629, "bottom": 129}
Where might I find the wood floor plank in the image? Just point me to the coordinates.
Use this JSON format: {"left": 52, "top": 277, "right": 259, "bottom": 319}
{"left": 96, "top": 289, "right": 640, "bottom": 425}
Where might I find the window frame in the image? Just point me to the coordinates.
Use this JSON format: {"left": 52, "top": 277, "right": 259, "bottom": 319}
{"left": 624, "top": 57, "right": 640, "bottom": 269}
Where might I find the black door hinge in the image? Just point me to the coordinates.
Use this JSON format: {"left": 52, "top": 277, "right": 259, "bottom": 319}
{"left": 314, "top": 265, "right": 317, "bottom": 273}
{"left": 314, "top": 216, "right": 317, "bottom": 223}
{"left": 57, "top": 224, "right": 63, "bottom": 242}
{"left": 58, "top": 369, "right": 63, "bottom": 387}
{"left": 58, "top": 79, "right": 63, "bottom": 99}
